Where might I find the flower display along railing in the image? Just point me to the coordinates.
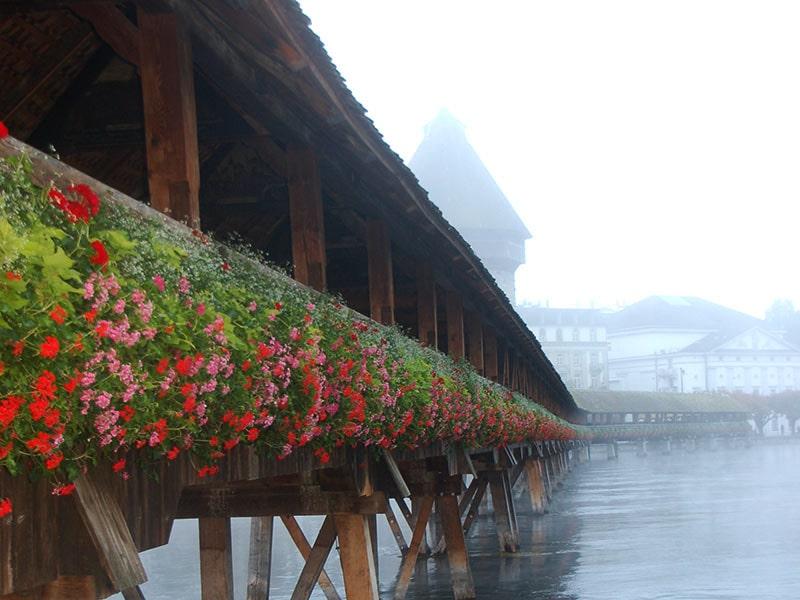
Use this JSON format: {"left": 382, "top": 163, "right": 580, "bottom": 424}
{"left": 0, "top": 133, "right": 586, "bottom": 517}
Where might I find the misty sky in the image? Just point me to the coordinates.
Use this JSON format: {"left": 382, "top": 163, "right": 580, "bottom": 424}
{"left": 299, "top": 0, "right": 800, "bottom": 318}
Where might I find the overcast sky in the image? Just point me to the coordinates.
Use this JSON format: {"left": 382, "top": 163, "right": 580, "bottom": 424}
{"left": 299, "top": 0, "right": 800, "bottom": 318}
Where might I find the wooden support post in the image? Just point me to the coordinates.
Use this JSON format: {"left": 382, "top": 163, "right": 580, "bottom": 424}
{"left": 367, "top": 219, "right": 395, "bottom": 325}
{"left": 483, "top": 327, "right": 498, "bottom": 381}
{"left": 384, "top": 499, "right": 409, "bottom": 555}
{"left": 525, "top": 459, "right": 546, "bottom": 515}
{"left": 247, "top": 517, "right": 273, "bottom": 600}
{"left": 410, "top": 497, "right": 430, "bottom": 556}
{"left": 462, "top": 479, "right": 487, "bottom": 537}
{"left": 438, "top": 495, "right": 476, "bottom": 600}
{"left": 138, "top": 8, "right": 200, "bottom": 228}
{"left": 464, "top": 311, "right": 484, "bottom": 374}
{"left": 288, "top": 145, "right": 326, "bottom": 290}
{"left": 72, "top": 474, "right": 147, "bottom": 595}
{"left": 416, "top": 263, "right": 437, "bottom": 347}
{"left": 368, "top": 514, "right": 380, "bottom": 587}
{"left": 487, "top": 472, "right": 518, "bottom": 552}
{"left": 199, "top": 518, "right": 234, "bottom": 600}
{"left": 394, "top": 496, "right": 434, "bottom": 600}
{"left": 334, "top": 514, "right": 379, "bottom": 600}
{"left": 446, "top": 290, "right": 464, "bottom": 360}
{"left": 289, "top": 516, "right": 339, "bottom": 600}
{"left": 281, "top": 516, "right": 340, "bottom": 600}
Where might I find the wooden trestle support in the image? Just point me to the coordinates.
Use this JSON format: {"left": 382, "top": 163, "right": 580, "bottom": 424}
{"left": 0, "top": 440, "right": 587, "bottom": 600}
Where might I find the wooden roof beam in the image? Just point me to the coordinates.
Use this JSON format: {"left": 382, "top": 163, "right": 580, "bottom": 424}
{"left": 72, "top": 3, "right": 140, "bottom": 67}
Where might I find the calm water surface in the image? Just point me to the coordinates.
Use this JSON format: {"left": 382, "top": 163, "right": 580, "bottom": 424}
{"left": 122, "top": 441, "right": 800, "bottom": 599}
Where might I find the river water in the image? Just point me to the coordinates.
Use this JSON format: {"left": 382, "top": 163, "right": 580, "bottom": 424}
{"left": 122, "top": 440, "right": 800, "bottom": 600}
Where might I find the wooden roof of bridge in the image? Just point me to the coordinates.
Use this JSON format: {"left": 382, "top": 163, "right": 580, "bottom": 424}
{"left": 0, "top": 0, "right": 577, "bottom": 417}
{"left": 572, "top": 390, "right": 751, "bottom": 414}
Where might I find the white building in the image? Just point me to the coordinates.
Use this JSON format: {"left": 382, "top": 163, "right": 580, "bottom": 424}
{"left": 607, "top": 296, "right": 800, "bottom": 395}
{"left": 518, "top": 306, "right": 609, "bottom": 390}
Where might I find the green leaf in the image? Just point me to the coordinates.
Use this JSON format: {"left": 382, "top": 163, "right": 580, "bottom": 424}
{"left": 0, "top": 218, "right": 25, "bottom": 265}
{"left": 42, "top": 247, "right": 74, "bottom": 273}
{"left": 98, "top": 229, "right": 137, "bottom": 254}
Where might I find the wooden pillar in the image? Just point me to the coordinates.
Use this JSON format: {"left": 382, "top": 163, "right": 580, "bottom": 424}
{"left": 138, "top": 8, "right": 200, "bottom": 228}
{"left": 394, "top": 496, "right": 434, "bottom": 600}
{"left": 464, "top": 311, "right": 484, "bottom": 374}
{"left": 525, "top": 459, "right": 546, "bottom": 515}
{"left": 416, "top": 263, "right": 437, "bottom": 348}
{"left": 487, "top": 471, "right": 518, "bottom": 552}
{"left": 367, "top": 219, "right": 395, "bottom": 325}
{"left": 446, "top": 290, "right": 464, "bottom": 360}
{"left": 289, "top": 516, "right": 339, "bottom": 600}
{"left": 437, "top": 495, "right": 476, "bottom": 600}
{"left": 247, "top": 517, "right": 273, "bottom": 600}
{"left": 288, "top": 145, "right": 326, "bottom": 291}
{"left": 199, "top": 517, "right": 234, "bottom": 600}
{"left": 483, "top": 327, "right": 498, "bottom": 381}
{"left": 334, "top": 514, "right": 379, "bottom": 600}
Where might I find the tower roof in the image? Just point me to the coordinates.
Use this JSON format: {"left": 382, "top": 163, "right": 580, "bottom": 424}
{"left": 409, "top": 110, "right": 531, "bottom": 239}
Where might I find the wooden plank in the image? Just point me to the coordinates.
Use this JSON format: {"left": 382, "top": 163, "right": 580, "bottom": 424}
{"left": 446, "top": 290, "right": 465, "bottom": 360}
{"left": 72, "top": 4, "right": 141, "bottom": 66}
{"left": 199, "top": 518, "right": 234, "bottom": 600}
{"left": 483, "top": 327, "right": 498, "bottom": 381}
{"left": 288, "top": 145, "right": 326, "bottom": 291}
{"left": 334, "top": 514, "right": 379, "bottom": 600}
{"left": 438, "top": 495, "right": 476, "bottom": 600}
{"left": 282, "top": 516, "right": 340, "bottom": 600}
{"left": 72, "top": 474, "right": 147, "bottom": 592}
{"left": 393, "top": 496, "right": 434, "bottom": 600}
{"left": 416, "top": 263, "right": 437, "bottom": 348}
{"left": 138, "top": 8, "right": 200, "bottom": 228}
{"left": 367, "top": 219, "right": 395, "bottom": 325}
{"left": 289, "top": 516, "right": 338, "bottom": 600}
{"left": 464, "top": 311, "right": 484, "bottom": 374}
{"left": 384, "top": 499, "right": 408, "bottom": 555}
{"left": 39, "top": 576, "right": 96, "bottom": 600}
{"left": 246, "top": 517, "right": 273, "bottom": 600}
{"left": 526, "top": 459, "right": 546, "bottom": 515}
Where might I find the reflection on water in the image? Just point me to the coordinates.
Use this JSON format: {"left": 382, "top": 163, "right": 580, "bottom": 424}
{"left": 117, "top": 441, "right": 800, "bottom": 599}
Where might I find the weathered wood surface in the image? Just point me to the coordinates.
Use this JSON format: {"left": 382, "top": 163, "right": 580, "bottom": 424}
{"left": 199, "top": 517, "right": 234, "bottom": 600}
{"left": 288, "top": 145, "right": 326, "bottom": 291}
{"left": 334, "top": 514, "right": 379, "bottom": 600}
{"left": 438, "top": 495, "right": 476, "bottom": 600}
{"left": 446, "top": 290, "right": 465, "bottom": 360}
{"left": 393, "top": 496, "right": 434, "bottom": 600}
{"left": 281, "top": 516, "right": 340, "bottom": 600}
{"left": 289, "top": 516, "right": 338, "bottom": 600}
{"left": 415, "top": 263, "right": 438, "bottom": 348}
{"left": 73, "top": 473, "right": 147, "bottom": 592}
{"left": 246, "top": 517, "right": 273, "bottom": 600}
{"left": 367, "top": 219, "right": 395, "bottom": 325}
{"left": 138, "top": 8, "right": 200, "bottom": 228}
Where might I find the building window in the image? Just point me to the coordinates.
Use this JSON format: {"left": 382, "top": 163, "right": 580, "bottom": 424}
{"left": 556, "top": 329, "right": 563, "bottom": 342}
{"left": 572, "top": 328, "right": 580, "bottom": 342}
{"left": 572, "top": 353, "right": 581, "bottom": 367}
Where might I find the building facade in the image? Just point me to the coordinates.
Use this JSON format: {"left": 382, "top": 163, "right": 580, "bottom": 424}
{"left": 518, "top": 306, "right": 610, "bottom": 390}
{"left": 607, "top": 296, "right": 800, "bottom": 395}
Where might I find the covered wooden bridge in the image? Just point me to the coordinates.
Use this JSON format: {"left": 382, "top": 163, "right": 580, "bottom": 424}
{"left": 0, "top": 1, "right": 586, "bottom": 599}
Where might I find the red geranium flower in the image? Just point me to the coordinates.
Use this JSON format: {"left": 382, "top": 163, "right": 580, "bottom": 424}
{"left": 39, "top": 336, "right": 60, "bottom": 359}
{"left": 49, "top": 305, "right": 67, "bottom": 325}
{"left": 5, "top": 271, "right": 20, "bottom": 281}
{"left": 52, "top": 483, "right": 76, "bottom": 496}
{"left": 112, "top": 458, "right": 126, "bottom": 473}
{"left": 0, "top": 442, "right": 12, "bottom": 460}
{"left": 0, "top": 122, "right": 8, "bottom": 139}
{"left": 89, "top": 240, "right": 109, "bottom": 268}
{"left": 11, "top": 341, "right": 23, "bottom": 357}
{"left": 45, "top": 453, "right": 63, "bottom": 470}
{"left": 0, "top": 498, "right": 12, "bottom": 518}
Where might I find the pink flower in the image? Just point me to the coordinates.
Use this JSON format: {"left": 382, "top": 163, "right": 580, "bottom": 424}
{"left": 152, "top": 275, "right": 165, "bottom": 292}
{"left": 178, "top": 277, "right": 190, "bottom": 294}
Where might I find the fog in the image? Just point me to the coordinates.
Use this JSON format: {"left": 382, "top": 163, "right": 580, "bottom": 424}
{"left": 299, "top": 0, "right": 800, "bottom": 318}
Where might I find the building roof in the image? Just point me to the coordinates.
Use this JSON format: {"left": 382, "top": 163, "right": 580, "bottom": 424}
{"left": 408, "top": 109, "right": 531, "bottom": 239}
{"left": 572, "top": 390, "right": 751, "bottom": 413}
{"left": 607, "top": 295, "right": 759, "bottom": 333}
{"left": 681, "top": 325, "right": 800, "bottom": 353}
{"left": 517, "top": 306, "right": 607, "bottom": 327}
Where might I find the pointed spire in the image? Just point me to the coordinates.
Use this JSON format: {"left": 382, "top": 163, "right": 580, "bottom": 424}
{"left": 409, "top": 110, "right": 531, "bottom": 303}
